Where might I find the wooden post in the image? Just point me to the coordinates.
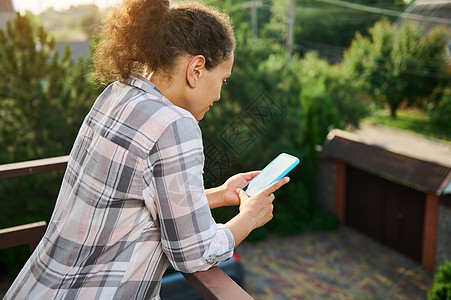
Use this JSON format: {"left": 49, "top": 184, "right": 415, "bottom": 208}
{"left": 422, "top": 193, "right": 439, "bottom": 271}
{"left": 334, "top": 160, "right": 346, "bottom": 224}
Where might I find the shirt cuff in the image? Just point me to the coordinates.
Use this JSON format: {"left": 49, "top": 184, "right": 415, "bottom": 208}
{"left": 203, "top": 224, "right": 235, "bottom": 265}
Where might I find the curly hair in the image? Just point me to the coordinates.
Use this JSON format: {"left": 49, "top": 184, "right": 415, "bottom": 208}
{"left": 93, "top": 0, "right": 236, "bottom": 84}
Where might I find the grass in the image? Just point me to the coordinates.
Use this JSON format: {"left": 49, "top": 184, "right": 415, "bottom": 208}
{"left": 363, "top": 108, "right": 451, "bottom": 142}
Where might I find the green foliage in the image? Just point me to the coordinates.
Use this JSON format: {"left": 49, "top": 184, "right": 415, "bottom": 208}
{"left": 200, "top": 33, "right": 302, "bottom": 184}
{"left": 200, "top": 33, "right": 306, "bottom": 229}
{"left": 0, "top": 13, "right": 100, "bottom": 278}
{"left": 308, "top": 208, "right": 339, "bottom": 231}
{"left": 0, "top": 13, "right": 99, "bottom": 163}
{"left": 428, "top": 90, "right": 451, "bottom": 137}
{"left": 428, "top": 260, "right": 451, "bottom": 300}
{"left": 201, "top": 26, "right": 356, "bottom": 237}
{"left": 259, "top": 0, "right": 288, "bottom": 44}
{"left": 295, "top": 51, "right": 370, "bottom": 128}
{"left": 261, "top": 0, "right": 406, "bottom": 61}
{"left": 199, "top": 0, "right": 372, "bottom": 237}
{"left": 344, "top": 18, "right": 451, "bottom": 118}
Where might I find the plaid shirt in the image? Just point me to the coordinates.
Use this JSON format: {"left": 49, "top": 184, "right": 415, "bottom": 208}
{"left": 5, "top": 74, "right": 235, "bottom": 300}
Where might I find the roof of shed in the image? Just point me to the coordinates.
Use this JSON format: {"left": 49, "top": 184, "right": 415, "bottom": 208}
{"left": 399, "top": 0, "right": 451, "bottom": 31}
{"left": 0, "top": 0, "right": 13, "bottom": 12}
{"left": 320, "top": 124, "right": 451, "bottom": 195}
{"left": 0, "top": 0, "right": 14, "bottom": 30}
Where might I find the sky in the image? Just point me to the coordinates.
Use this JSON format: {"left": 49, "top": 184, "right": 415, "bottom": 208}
{"left": 12, "top": 0, "right": 122, "bottom": 14}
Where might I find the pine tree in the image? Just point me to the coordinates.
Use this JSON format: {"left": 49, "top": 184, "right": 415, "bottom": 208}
{"left": 0, "top": 13, "right": 100, "bottom": 278}
{"left": 0, "top": 13, "right": 99, "bottom": 163}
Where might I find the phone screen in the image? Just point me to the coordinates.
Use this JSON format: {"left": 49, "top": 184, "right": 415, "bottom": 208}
{"left": 244, "top": 153, "right": 300, "bottom": 197}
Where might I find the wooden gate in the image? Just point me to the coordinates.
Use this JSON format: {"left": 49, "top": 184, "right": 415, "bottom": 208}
{"left": 345, "top": 166, "right": 425, "bottom": 262}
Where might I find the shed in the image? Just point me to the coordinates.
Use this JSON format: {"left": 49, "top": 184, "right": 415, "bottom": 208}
{"left": 318, "top": 124, "right": 451, "bottom": 271}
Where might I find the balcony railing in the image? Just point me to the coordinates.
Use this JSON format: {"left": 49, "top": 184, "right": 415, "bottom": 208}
{"left": 0, "top": 156, "right": 253, "bottom": 300}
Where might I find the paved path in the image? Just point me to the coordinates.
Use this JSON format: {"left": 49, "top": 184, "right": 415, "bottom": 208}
{"left": 237, "top": 226, "right": 434, "bottom": 300}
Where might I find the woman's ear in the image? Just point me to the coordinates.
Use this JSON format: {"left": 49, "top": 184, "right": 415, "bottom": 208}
{"left": 186, "top": 55, "right": 206, "bottom": 88}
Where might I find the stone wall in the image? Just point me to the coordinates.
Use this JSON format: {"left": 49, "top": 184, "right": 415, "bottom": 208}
{"left": 435, "top": 202, "right": 451, "bottom": 272}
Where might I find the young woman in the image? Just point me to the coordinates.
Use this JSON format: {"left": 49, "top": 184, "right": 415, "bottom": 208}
{"left": 5, "top": 0, "right": 289, "bottom": 299}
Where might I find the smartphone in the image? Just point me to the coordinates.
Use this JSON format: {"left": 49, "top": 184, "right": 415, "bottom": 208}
{"left": 243, "top": 153, "right": 300, "bottom": 197}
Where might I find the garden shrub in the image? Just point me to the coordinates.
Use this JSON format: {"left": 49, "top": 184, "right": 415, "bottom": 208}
{"left": 428, "top": 91, "right": 451, "bottom": 136}
{"left": 428, "top": 260, "right": 451, "bottom": 300}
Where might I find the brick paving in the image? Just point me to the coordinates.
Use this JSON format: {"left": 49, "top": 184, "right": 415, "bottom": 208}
{"left": 237, "top": 226, "right": 434, "bottom": 300}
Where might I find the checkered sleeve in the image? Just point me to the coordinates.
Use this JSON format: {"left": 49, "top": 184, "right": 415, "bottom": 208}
{"left": 142, "top": 117, "right": 235, "bottom": 273}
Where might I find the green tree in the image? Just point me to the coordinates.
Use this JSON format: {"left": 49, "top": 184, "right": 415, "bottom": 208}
{"left": 261, "top": 0, "right": 406, "bottom": 61}
{"left": 343, "top": 18, "right": 451, "bottom": 117}
{"left": 206, "top": 0, "right": 273, "bottom": 39}
{"left": 0, "top": 13, "right": 99, "bottom": 163}
{"left": 428, "top": 89, "right": 451, "bottom": 137}
{"left": 200, "top": 26, "right": 346, "bottom": 236}
{"left": 295, "top": 51, "right": 369, "bottom": 128}
{"left": 0, "top": 13, "right": 100, "bottom": 277}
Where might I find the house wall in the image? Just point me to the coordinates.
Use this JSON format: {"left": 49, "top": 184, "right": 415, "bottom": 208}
{"left": 55, "top": 41, "right": 91, "bottom": 61}
{"left": 436, "top": 200, "right": 451, "bottom": 272}
{"left": 0, "top": 11, "right": 14, "bottom": 30}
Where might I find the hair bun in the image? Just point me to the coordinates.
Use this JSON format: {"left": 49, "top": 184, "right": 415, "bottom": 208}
{"left": 93, "top": 0, "right": 235, "bottom": 83}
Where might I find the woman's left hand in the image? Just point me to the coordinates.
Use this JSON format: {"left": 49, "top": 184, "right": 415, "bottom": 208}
{"left": 219, "top": 171, "right": 260, "bottom": 206}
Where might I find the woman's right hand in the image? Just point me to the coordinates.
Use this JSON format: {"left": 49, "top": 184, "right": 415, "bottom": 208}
{"left": 237, "top": 177, "right": 290, "bottom": 229}
{"left": 225, "top": 177, "right": 290, "bottom": 247}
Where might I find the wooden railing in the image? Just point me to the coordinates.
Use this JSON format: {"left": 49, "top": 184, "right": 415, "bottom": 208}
{"left": 0, "top": 221, "right": 47, "bottom": 253}
{"left": 0, "top": 156, "right": 253, "bottom": 300}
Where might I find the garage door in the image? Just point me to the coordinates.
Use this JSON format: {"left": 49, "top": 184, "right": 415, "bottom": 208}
{"left": 345, "top": 166, "right": 425, "bottom": 262}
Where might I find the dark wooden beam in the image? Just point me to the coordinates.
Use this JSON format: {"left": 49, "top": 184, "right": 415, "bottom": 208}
{"left": 334, "top": 159, "right": 347, "bottom": 224}
{"left": 0, "top": 156, "right": 68, "bottom": 179}
{"left": 0, "top": 221, "right": 47, "bottom": 252}
{"left": 422, "top": 193, "right": 439, "bottom": 271}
